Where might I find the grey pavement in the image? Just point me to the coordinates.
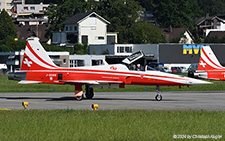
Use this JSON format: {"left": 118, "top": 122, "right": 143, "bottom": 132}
{"left": 0, "top": 91, "right": 225, "bottom": 110}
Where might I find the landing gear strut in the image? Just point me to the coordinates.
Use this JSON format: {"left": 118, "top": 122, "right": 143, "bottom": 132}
{"left": 85, "top": 85, "right": 94, "bottom": 99}
{"left": 74, "top": 84, "right": 83, "bottom": 101}
{"left": 155, "top": 86, "right": 162, "bottom": 101}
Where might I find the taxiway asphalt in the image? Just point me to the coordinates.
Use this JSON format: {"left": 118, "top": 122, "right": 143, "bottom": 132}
{"left": 0, "top": 91, "right": 225, "bottom": 110}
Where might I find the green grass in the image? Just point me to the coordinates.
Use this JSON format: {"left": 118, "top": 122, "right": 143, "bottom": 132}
{"left": 0, "top": 110, "right": 224, "bottom": 140}
{"left": 1, "top": 75, "right": 225, "bottom": 92}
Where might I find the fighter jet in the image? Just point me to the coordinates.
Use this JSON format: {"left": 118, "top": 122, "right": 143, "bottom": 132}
{"left": 8, "top": 38, "right": 211, "bottom": 101}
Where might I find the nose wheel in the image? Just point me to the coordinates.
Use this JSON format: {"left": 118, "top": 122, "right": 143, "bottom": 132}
{"left": 155, "top": 86, "right": 162, "bottom": 101}
{"left": 155, "top": 94, "right": 162, "bottom": 101}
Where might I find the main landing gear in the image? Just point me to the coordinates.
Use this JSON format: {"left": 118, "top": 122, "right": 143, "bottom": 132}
{"left": 155, "top": 86, "right": 162, "bottom": 101}
{"left": 85, "top": 85, "right": 94, "bottom": 99}
{"left": 74, "top": 84, "right": 83, "bottom": 101}
{"left": 74, "top": 85, "right": 94, "bottom": 101}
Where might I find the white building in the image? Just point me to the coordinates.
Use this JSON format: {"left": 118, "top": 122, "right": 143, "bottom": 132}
{"left": 14, "top": 3, "right": 49, "bottom": 25}
{"left": 0, "top": 0, "right": 13, "bottom": 15}
{"left": 196, "top": 15, "right": 225, "bottom": 36}
{"left": 62, "top": 12, "right": 111, "bottom": 45}
{"left": 179, "top": 30, "right": 194, "bottom": 44}
{"left": 69, "top": 55, "right": 105, "bottom": 68}
{"left": 16, "top": 3, "right": 49, "bottom": 14}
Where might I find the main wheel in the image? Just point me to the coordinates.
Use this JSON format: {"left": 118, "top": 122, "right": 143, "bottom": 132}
{"left": 85, "top": 86, "right": 94, "bottom": 99}
{"left": 75, "top": 96, "right": 83, "bottom": 101}
{"left": 155, "top": 94, "right": 162, "bottom": 101}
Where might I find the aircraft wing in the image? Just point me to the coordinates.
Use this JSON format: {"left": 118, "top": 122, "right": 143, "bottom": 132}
{"left": 19, "top": 80, "right": 42, "bottom": 84}
{"left": 60, "top": 80, "right": 124, "bottom": 85}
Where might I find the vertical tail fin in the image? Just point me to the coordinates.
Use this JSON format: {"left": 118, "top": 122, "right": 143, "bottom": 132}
{"left": 20, "top": 37, "right": 58, "bottom": 70}
{"left": 197, "top": 46, "right": 223, "bottom": 71}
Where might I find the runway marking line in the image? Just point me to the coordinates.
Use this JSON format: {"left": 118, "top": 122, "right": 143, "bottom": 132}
{"left": 0, "top": 108, "right": 12, "bottom": 111}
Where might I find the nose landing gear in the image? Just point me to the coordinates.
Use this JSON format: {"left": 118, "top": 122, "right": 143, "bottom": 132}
{"left": 155, "top": 86, "right": 162, "bottom": 101}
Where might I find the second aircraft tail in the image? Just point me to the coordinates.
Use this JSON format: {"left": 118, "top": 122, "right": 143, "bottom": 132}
{"left": 197, "top": 46, "right": 223, "bottom": 71}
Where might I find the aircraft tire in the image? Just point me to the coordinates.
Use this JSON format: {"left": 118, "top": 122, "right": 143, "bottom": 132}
{"left": 86, "top": 86, "right": 94, "bottom": 99}
{"left": 75, "top": 96, "right": 83, "bottom": 101}
{"left": 155, "top": 94, "right": 162, "bottom": 101}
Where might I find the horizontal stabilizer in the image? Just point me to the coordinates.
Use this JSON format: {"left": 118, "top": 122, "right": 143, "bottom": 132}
{"left": 19, "top": 80, "right": 42, "bottom": 84}
{"left": 60, "top": 80, "right": 100, "bottom": 85}
{"left": 60, "top": 80, "right": 124, "bottom": 85}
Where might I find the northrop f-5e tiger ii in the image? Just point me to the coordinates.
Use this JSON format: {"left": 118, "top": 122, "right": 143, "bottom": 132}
{"left": 8, "top": 38, "right": 211, "bottom": 101}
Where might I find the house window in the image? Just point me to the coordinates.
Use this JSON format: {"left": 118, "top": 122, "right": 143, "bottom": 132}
{"left": 70, "top": 60, "right": 84, "bottom": 67}
{"left": 92, "top": 60, "right": 103, "bottom": 66}
{"left": 81, "top": 26, "right": 96, "bottom": 30}
{"left": 82, "top": 35, "right": 88, "bottom": 43}
{"left": 69, "top": 26, "right": 73, "bottom": 31}
{"left": 98, "top": 36, "right": 104, "bottom": 40}
{"left": 74, "top": 26, "right": 77, "bottom": 31}
{"left": 90, "top": 17, "right": 96, "bottom": 25}
{"left": 30, "top": 7, "right": 35, "bottom": 10}
{"left": 70, "top": 60, "right": 74, "bottom": 67}
{"left": 70, "top": 60, "right": 77, "bottom": 67}
{"left": 65, "top": 26, "right": 68, "bottom": 31}
{"left": 95, "top": 36, "right": 104, "bottom": 40}
{"left": 120, "top": 47, "right": 124, "bottom": 53}
{"left": 125, "top": 47, "right": 132, "bottom": 53}
{"left": 24, "top": 7, "right": 28, "bottom": 10}
{"left": 117, "top": 46, "right": 132, "bottom": 53}
{"left": 91, "top": 26, "right": 96, "bottom": 30}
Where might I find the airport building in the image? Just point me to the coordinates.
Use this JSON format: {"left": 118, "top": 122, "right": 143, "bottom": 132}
{"left": 90, "top": 44, "right": 157, "bottom": 65}
{"left": 90, "top": 43, "right": 225, "bottom": 68}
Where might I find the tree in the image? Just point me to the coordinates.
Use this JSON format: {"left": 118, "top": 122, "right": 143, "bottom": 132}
{"left": 73, "top": 43, "right": 89, "bottom": 54}
{"left": 151, "top": 0, "right": 201, "bottom": 28}
{"left": 135, "top": 0, "right": 154, "bottom": 11}
{"left": 0, "top": 9, "right": 17, "bottom": 40}
{"left": 204, "top": 36, "right": 225, "bottom": 43}
{"left": 106, "top": 0, "right": 143, "bottom": 43}
{"left": 198, "top": 0, "right": 225, "bottom": 16}
{"left": 128, "top": 22, "right": 166, "bottom": 44}
{"left": 47, "top": 0, "right": 87, "bottom": 32}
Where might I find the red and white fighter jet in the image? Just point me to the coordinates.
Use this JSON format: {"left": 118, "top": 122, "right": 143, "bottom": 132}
{"left": 8, "top": 38, "right": 211, "bottom": 101}
{"left": 194, "top": 46, "right": 225, "bottom": 80}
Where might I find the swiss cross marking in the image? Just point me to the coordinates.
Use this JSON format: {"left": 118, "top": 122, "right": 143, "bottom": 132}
{"left": 23, "top": 58, "right": 32, "bottom": 67}
{"left": 200, "top": 61, "right": 206, "bottom": 68}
